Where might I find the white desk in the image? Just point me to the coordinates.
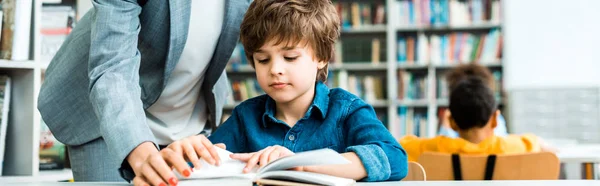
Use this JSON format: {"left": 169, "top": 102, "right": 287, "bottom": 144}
{"left": 556, "top": 144, "right": 600, "bottom": 179}
{"left": 557, "top": 144, "right": 600, "bottom": 163}
{"left": 2, "top": 180, "right": 600, "bottom": 186}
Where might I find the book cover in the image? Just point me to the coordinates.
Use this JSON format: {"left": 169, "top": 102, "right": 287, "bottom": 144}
{"left": 0, "top": 75, "right": 11, "bottom": 175}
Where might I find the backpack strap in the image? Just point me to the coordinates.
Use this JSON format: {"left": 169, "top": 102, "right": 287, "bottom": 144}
{"left": 452, "top": 154, "right": 463, "bottom": 180}
{"left": 484, "top": 154, "right": 498, "bottom": 180}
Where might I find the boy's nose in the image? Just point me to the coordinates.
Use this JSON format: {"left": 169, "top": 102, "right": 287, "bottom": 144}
{"left": 269, "top": 60, "right": 285, "bottom": 75}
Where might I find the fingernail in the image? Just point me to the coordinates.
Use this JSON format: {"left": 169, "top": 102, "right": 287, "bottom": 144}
{"left": 244, "top": 167, "right": 249, "bottom": 173}
{"left": 159, "top": 183, "right": 167, "bottom": 186}
{"left": 183, "top": 169, "right": 191, "bottom": 177}
{"left": 169, "top": 177, "right": 178, "bottom": 186}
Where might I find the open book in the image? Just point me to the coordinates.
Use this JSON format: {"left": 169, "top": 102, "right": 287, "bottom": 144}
{"left": 177, "top": 148, "right": 356, "bottom": 186}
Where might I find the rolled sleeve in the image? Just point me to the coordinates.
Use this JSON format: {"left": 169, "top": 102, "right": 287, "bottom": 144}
{"left": 344, "top": 99, "right": 408, "bottom": 181}
{"left": 346, "top": 145, "right": 391, "bottom": 182}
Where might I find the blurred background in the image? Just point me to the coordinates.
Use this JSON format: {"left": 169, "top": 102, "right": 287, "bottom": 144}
{"left": 0, "top": 0, "right": 599, "bottom": 181}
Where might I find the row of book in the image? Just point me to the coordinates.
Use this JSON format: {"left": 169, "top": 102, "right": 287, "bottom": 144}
{"left": 333, "top": 1, "right": 386, "bottom": 30}
{"left": 334, "top": 37, "right": 385, "bottom": 64}
{"left": 397, "top": 29, "right": 502, "bottom": 64}
{"left": 228, "top": 78, "right": 265, "bottom": 104}
{"left": 389, "top": 107, "right": 429, "bottom": 139}
{"left": 327, "top": 71, "right": 386, "bottom": 103}
{"left": 396, "top": 0, "right": 501, "bottom": 26}
{"left": 398, "top": 71, "right": 428, "bottom": 100}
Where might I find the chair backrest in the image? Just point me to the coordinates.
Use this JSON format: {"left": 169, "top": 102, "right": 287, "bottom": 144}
{"left": 402, "top": 161, "right": 427, "bottom": 181}
{"left": 417, "top": 152, "right": 560, "bottom": 180}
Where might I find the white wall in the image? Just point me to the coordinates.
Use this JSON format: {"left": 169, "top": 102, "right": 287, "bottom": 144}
{"left": 504, "top": 0, "right": 600, "bottom": 90}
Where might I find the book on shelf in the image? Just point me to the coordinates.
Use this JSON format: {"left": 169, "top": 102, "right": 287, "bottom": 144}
{"left": 1, "top": 0, "right": 33, "bottom": 61}
{"left": 0, "top": 75, "right": 11, "bottom": 175}
{"left": 229, "top": 78, "right": 264, "bottom": 103}
{"left": 328, "top": 72, "right": 385, "bottom": 103}
{"left": 178, "top": 148, "right": 355, "bottom": 186}
{"left": 396, "top": 0, "right": 501, "bottom": 27}
{"left": 397, "top": 29, "right": 502, "bottom": 65}
{"left": 397, "top": 70, "right": 427, "bottom": 101}
{"left": 334, "top": 1, "right": 385, "bottom": 30}
{"left": 41, "top": 6, "right": 75, "bottom": 62}
{"left": 341, "top": 37, "right": 386, "bottom": 64}
{"left": 40, "top": 119, "right": 67, "bottom": 170}
{"left": 390, "top": 107, "right": 428, "bottom": 139}
{"left": 435, "top": 69, "right": 503, "bottom": 101}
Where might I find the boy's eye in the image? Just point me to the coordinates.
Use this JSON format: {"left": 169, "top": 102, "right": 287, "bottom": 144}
{"left": 257, "top": 59, "right": 269, "bottom": 63}
{"left": 284, "top": 57, "right": 298, "bottom": 61}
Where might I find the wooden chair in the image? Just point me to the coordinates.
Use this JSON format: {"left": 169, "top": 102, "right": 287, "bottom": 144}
{"left": 417, "top": 152, "right": 560, "bottom": 180}
{"left": 402, "top": 161, "right": 426, "bottom": 181}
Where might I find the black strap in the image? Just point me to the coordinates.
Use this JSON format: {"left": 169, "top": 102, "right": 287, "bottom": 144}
{"left": 484, "top": 154, "right": 497, "bottom": 180}
{"left": 452, "top": 154, "right": 463, "bottom": 180}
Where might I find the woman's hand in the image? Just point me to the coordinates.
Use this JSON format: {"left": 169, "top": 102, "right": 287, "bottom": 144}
{"left": 230, "top": 145, "right": 300, "bottom": 173}
{"left": 130, "top": 135, "right": 225, "bottom": 186}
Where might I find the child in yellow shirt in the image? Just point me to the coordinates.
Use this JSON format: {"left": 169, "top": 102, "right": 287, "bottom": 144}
{"left": 400, "top": 77, "right": 543, "bottom": 161}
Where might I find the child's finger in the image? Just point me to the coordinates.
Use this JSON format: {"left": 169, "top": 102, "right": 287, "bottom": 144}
{"left": 259, "top": 146, "right": 276, "bottom": 168}
{"left": 215, "top": 143, "right": 226, "bottom": 150}
{"left": 245, "top": 148, "right": 266, "bottom": 173}
{"left": 230, "top": 153, "right": 253, "bottom": 161}
{"left": 268, "top": 149, "right": 281, "bottom": 164}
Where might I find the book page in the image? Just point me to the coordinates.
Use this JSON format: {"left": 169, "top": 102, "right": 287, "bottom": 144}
{"left": 177, "top": 147, "right": 256, "bottom": 179}
{"left": 258, "top": 148, "right": 350, "bottom": 174}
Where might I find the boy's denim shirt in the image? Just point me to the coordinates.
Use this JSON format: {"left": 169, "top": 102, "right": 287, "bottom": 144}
{"left": 209, "top": 82, "right": 408, "bottom": 181}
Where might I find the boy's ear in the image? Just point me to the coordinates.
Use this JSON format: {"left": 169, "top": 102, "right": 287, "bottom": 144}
{"left": 489, "top": 110, "right": 499, "bottom": 129}
{"left": 317, "top": 60, "right": 327, "bottom": 69}
{"left": 448, "top": 114, "right": 460, "bottom": 131}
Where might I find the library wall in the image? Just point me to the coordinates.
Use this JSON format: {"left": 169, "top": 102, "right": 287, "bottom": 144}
{"left": 504, "top": 0, "right": 600, "bottom": 90}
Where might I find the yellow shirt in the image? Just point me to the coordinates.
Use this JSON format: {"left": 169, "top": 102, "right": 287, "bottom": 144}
{"left": 399, "top": 134, "right": 542, "bottom": 161}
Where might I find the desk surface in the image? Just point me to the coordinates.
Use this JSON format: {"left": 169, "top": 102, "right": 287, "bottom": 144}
{"left": 557, "top": 144, "right": 600, "bottom": 163}
{"left": 2, "top": 180, "right": 600, "bottom": 186}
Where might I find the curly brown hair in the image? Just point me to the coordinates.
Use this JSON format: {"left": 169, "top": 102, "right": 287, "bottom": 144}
{"left": 240, "top": 0, "right": 340, "bottom": 82}
{"left": 446, "top": 63, "right": 495, "bottom": 91}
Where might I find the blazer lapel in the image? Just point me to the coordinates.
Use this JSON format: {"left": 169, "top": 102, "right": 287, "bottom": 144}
{"left": 203, "top": 0, "right": 245, "bottom": 88}
{"left": 163, "top": 0, "right": 191, "bottom": 87}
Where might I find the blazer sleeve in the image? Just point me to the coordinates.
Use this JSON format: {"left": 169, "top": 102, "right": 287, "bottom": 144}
{"left": 87, "top": 0, "right": 157, "bottom": 176}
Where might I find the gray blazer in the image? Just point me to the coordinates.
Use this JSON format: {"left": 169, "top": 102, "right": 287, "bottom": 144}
{"left": 38, "top": 0, "right": 249, "bottom": 165}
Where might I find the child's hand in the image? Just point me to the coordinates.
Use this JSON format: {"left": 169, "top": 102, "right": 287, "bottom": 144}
{"left": 230, "top": 145, "right": 300, "bottom": 173}
{"left": 166, "top": 134, "right": 226, "bottom": 169}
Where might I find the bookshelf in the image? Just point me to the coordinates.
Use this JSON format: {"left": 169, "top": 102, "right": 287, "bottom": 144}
{"left": 225, "top": 0, "right": 505, "bottom": 140}
{"left": 2, "top": 0, "right": 87, "bottom": 178}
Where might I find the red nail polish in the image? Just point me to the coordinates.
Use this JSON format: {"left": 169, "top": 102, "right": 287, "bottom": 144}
{"left": 159, "top": 183, "right": 167, "bottom": 186}
{"left": 183, "top": 169, "right": 191, "bottom": 177}
{"left": 169, "top": 177, "right": 178, "bottom": 186}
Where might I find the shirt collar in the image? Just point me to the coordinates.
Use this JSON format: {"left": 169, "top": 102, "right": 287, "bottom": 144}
{"left": 261, "top": 81, "right": 330, "bottom": 127}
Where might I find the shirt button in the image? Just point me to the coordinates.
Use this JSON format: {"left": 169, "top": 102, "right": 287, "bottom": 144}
{"left": 288, "top": 135, "right": 295, "bottom": 141}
